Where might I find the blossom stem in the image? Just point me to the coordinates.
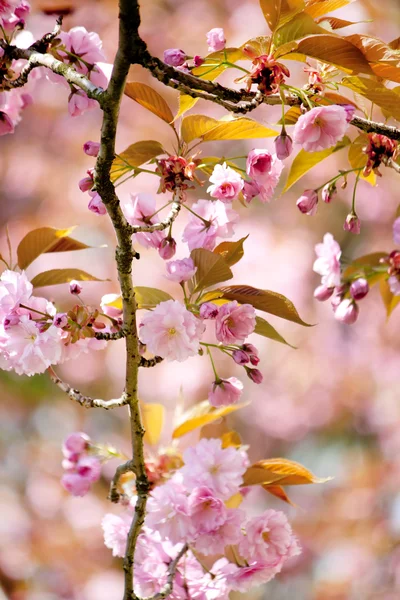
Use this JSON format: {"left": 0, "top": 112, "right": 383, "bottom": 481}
{"left": 181, "top": 203, "right": 211, "bottom": 227}
{"left": 206, "top": 346, "right": 220, "bottom": 380}
{"left": 315, "top": 168, "right": 362, "bottom": 192}
{"left": 18, "top": 303, "right": 50, "bottom": 318}
{"left": 351, "top": 171, "right": 361, "bottom": 213}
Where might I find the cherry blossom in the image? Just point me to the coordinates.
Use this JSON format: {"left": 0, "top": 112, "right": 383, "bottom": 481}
{"left": 207, "top": 163, "right": 244, "bottom": 202}
{"left": 293, "top": 105, "right": 349, "bottom": 152}
{"left": 182, "top": 199, "right": 239, "bottom": 250}
{"left": 145, "top": 477, "right": 193, "bottom": 544}
{"left": 122, "top": 193, "right": 166, "bottom": 249}
{"left": 215, "top": 301, "right": 256, "bottom": 344}
{"left": 313, "top": 233, "right": 342, "bottom": 288}
{"left": 165, "top": 257, "right": 197, "bottom": 282}
{"left": 206, "top": 28, "right": 226, "bottom": 52}
{"left": 208, "top": 377, "right": 244, "bottom": 407}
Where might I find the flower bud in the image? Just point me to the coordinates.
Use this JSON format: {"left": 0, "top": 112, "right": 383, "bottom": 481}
{"left": 321, "top": 183, "right": 337, "bottom": 203}
{"left": 343, "top": 212, "right": 360, "bottom": 234}
{"left": 232, "top": 349, "right": 250, "bottom": 365}
{"left": 76, "top": 456, "right": 102, "bottom": 482}
{"left": 246, "top": 368, "right": 263, "bottom": 384}
{"left": 343, "top": 104, "right": 356, "bottom": 123}
{"left": 88, "top": 192, "right": 107, "bottom": 215}
{"left": 163, "top": 48, "right": 186, "bottom": 67}
{"left": 53, "top": 313, "right": 69, "bottom": 328}
{"left": 334, "top": 299, "right": 359, "bottom": 324}
{"left": 63, "top": 432, "right": 90, "bottom": 458}
{"left": 61, "top": 473, "right": 91, "bottom": 497}
{"left": 158, "top": 237, "right": 177, "bottom": 260}
{"left": 208, "top": 377, "right": 243, "bottom": 407}
{"left": 69, "top": 280, "right": 83, "bottom": 295}
{"left": 296, "top": 189, "right": 318, "bottom": 215}
{"left": 199, "top": 302, "right": 219, "bottom": 319}
{"left": 0, "top": 111, "right": 14, "bottom": 136}
{"left": 242, "top": 180, "right": 260, "bottom": 203}
{"left": 206, "top": 28, "right": 226, "bottom": 52}
{"left": 193, "top": 55, "right": 205, "bottom": 67}
{"left": 314, "top": 285, "right": 334, "bottom": 302}
{"left": 350, "top": 278, "right": 369, "bottom": 301}
{"left": 274, "top": 131, "right": 293, "bottom": 160}
{"left": 83, "top": 140, "right": 100, "bottom": 157}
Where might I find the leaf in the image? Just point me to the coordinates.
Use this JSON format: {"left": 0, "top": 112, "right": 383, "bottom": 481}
{"left": 304, "top": 0, "right": 351, "bottom": 19}
{"left": 196, "top": 156, "right": 242, "bottom": 176}
{"left": 190, "top": 248, "right": 233, "bottom": 293}
{"left": 201, "top": 117, "right": 278, "bottom": 141}
{"left": 141, "top": 403, "right": 165, "bottom": 446}
{"left": 219, "top": 284, "right": 312, "bottom": 326}
{"left": 31, "top": 268, "right": 104, "bottom": 288}
{"left": 225, "top": 493, "right": 243, "bottom": 508}
{"left": 176, "top": 94, "right": 199, "bottom": 120}
{"left": 213, "top": 237, "right": 248, "bottom": 267}
{"left": 111, "top": 140, "right": 164, "bottom": 182}
{"left": 242, "top": 457, "right": 332, "bottom": 486}
{"left": 348, "top": 134, "right": 376, "bottom": 186}
{"left": 254, "top": 315, "right": 296, "bottom": 347}
{"left": 181, "top": 114, "right": 219, "bottom": 144}
{"left": 316, "top": 17, "right": 365, "bottom": 30}
{"left": 134, "top": 287, "right": 173, "bottom": 309}
{"left": 172, "top": 400, "right": 249, "bottom": 439}
{"left": 102, "top": 294, "right": 122, "bottom": 311}
{"left": 221, "top": 430, "right": 242, "bottom": 448}
{"left": 279, "top": 105, "right": 302, "bottom": 125}
{"left": 343, "top": 252, "right": 388, "bottom": 287}
{"left": 274, "top": 12, "right": 328, "bottom": 48}
{"left": 389, "top": 37, "right": 400, "bottom": 51}
{"left": 380, "top": 279, "right": 400, "bottom": 318}
{"left": 283, "top": 136, "right": 350, "bottom": 192}
{"left": 125, "top": 82, "right": 174, "bottom": 124}
{"left": 345, "top": 35, "right": 400, "bottom": 84}
{"left": 260, "top": 0, "right": 305, "bottom": 32}
{"left": 17, "top": 227, "right": 90, "bottom": 270}
{"left": 341, "top": 76, "right": 400, "bottom": 122}
{"left": 263, "top": 484, "right": 295, "bottom": 505}
{"left": 289, "top": 35, "right": 374, "bottom": 75}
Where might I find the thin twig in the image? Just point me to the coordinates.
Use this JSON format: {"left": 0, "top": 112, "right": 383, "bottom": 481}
{"left": 94, "top": 329, "right": 127, "bottom": 341}
{"left": 143, "top": 544, "right": 189, "bottom": 600}
{"left": 139, "top": 356, "right": 163, "bottom": 368}
{"left": 109, "top": 460, "right": 135, "bottom": 503}
{"left": 387, "top": 158, "right": 400, "bottom": 173}
{"left": 128, "top": 201, "right": 181, "bottom": 235}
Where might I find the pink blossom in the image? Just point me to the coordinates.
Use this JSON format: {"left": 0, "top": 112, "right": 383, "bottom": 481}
{"left": 239, "top": 510, "right": 300, "bottom": 564}
{"left": 53, "top": 313, "right": 68, "bottom": 328}
{"left": 61, "top": 472, "right": 91, "bottom": 497}
{"left": 343, "top": 212, "right": 361, "bottom": 234}
{"left": 158, "top": 237, "right": 176, "bottom": 260}
{"left": 59, "top": 27, "right": 105, "bottom": 68}
{"left": 69, "top": 280, "right": 83, "bottom": 295}
{"left": 242, "top": 180, "right": 260, "bottom": 203}
{"left": 314, "top": 284, "right": 334, "bottom": 302}
{"left": 139, "top": 300, "right": 205, "bottom": 362}
{"left": 165, "top": 258, "right": 197, "bottom": 282}
{"left": 194, "top": 508, "right": 244, "bottom": 556}
{"left": 68, "top": 90, "right": 95, "bottom": 117}
{"left": 100, "top": 293, "right": 123, "bottom": 318}
{"left": 313, "top": 233, "right": 342, "bottom": 288}
{"left": 297, "top": 189, "right": 318, "bottom": 215}
{"left": 208, "top": 377, "right": 243, "bottom": 407}
{"left": 83, "top": 140, "right": 100, "bottom": 156}
{"left": 207, "top": 163, "right": 244, "bottom": 202}
{"left": 253, "top": 155, "right": 284, "bottom": 203}
{"left": 122, "top": 193, "right": 166, "bottom": 250}
{"left": 62, "top": 432, "right": 90, "bottom": 459}
{"left": 146, "top": 478, "right": 193, "bottom": 544}
{"left": 393, "top": 217, "right": 400, "bottom": 245}
{"left": 88, "top": 191, "right": 107, "bottom": 215}
{"left": 181, "top": 438, "right": 248, "bottom": 500}
{"left": 206, "top": 28, "right": 226, "bottom": 52}
{"left": 215, "top": 301, "right": 256, "bottom": 344}
{"left": 79, "top": 169, "right": 94, "bottom": 192}
{"left": 102, "top": 513, "right": 131, "bottom": 557}
{"left": 225, "top": 561, "right": 282, "bottom": 591}
{"left": 247, "top": 368, "right": 263, "bottom": 384}
{"left": 188, "top": 486, "right": 227, "bottom": 533}
{"left": 76, "top": 455, "right": 102, "bottom": 482}
{"left": 274, "top": 132, "right": 293, "bottom": 160}
{"left": 232, "top": 349, "right": 250, "bottom": 365}
{"left": 293, "top": 105, "right": 349, "bottom": 152}
{"left": 389, "top": 275, "right": 400, "bottom": 296}
{"left": 0, "top": 270, "right": 32, "bottom": 320}
{"left": 350, "top": 278, "right": 369, "bottom": 300}
{"left": 0, "top": 111, "right": 14, "bottom": 135}
{"left": 334, "top": 299, "right": 359, "bottom": 324}
{"left": 199, "top": 302, "right": 219, "bottom": 319}
{"left": 182, "top": 199, "right": 239, "bottom": 251}
{"left": 246, "top": 149, "right": 273, "bottom": 182}
{"left": 0, "top": 89, "right": 24, "bottom": 130}
{"left": 321, "top": 183, "right": 337, "bottom": 203}
{"left": 163, "top": 48, "right": 186, "bottom": 66}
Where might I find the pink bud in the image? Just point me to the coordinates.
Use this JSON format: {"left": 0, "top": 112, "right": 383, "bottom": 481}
{"left": 331, "top": 292, "right": 343, "bottom": 312}
{"left": 247, "top": 368, "right": 263, "bottom": 384}
{"left": 296, "top": 189, "right": 318, "bottom": 215}
{"left": 274, "top": 132, "right": 293, "bottom": 160}
{"left": 63, "top": 432, "right": 90, "bottom": 457}
{"left": 61, "top": 473, "right": 91, "bottom": 497}
{"left": 158, "top": 237, "right": 177, "bottom": 260}
{"left": 76, "top": 456, "right": 102, "bottom": 483}
{"left": 321, "top": 183, "right": 337, "bottom": 203}
{"left": 343, "top": 213, "right": 360, "bottom": 234}
{"left": 53, "top": 313, "right": 68, "bottom": 328}
{"left": 242, "top": 343, "right": 258, "bottom": 355}
{"left": 334, "top": 299, "right": 359, "bottom": 324}
{"left": 88, "top": 192, "right": 107, "bottom": 215}
{"left": 163, "top": 48, "right": 186, "bottom": 67}
{"left": 250, "top": 354, "right": 260, "bottom": 366}
{"left": 83, "top": 141, "right": 100, "bottom": 157}
{"left": 0, "top": 111, "right": 14, "bottom": 136}
{"left": 342, "top": 104, "right": 356, "bottom": 122}
{"left": 242, "top": 180, "right": 260, "bottom": 204}
{"left": 199, "top": 302, "right": 219, "bottom": 319}
{"left": 350, "top": 278, "right": 369, "bottom": 300}
{"left": 193, "top": 55, "right": 205, "bottom": 67}
{"left": 79, "top": 169, "right": 94, "bottom": 192}
{"left": 314, "top": 285, "right": 334, "bottom": 302}
{"left": 232, "top": 349, "right": 250, "bottom": 365}
{"left": 206, "top": 28, "right": 226, "bottom": 52}
{"left": 208, "top": 377, "right": 243, "bottom": 407}
{"left": 69, "top": 280, "right": 83, "bottom": 295}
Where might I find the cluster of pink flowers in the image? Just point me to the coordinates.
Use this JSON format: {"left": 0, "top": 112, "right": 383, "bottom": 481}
{"left": 102, "top": 438, "right": 300, "bottom": 596}
{"left": 61, "top": 432, "right": 102, "bottom": 497}
{"left": 163, "top": 27, "right": 225, "bottom": 74}
{"left": 182, "top": 198, "right": 239, "bottom": 250}
{"left": 0, "top": 0, "right": 29, "bottom": 30}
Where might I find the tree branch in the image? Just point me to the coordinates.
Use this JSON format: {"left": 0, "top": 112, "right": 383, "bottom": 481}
{"left": 139, "top": 356, "right": 163, "bottom": 368}
{"left": 128, "top": 200, "right": 181, "bottom": 235}
{"left": 48, "top": 366, "right": 129, "bottom": 409}
{"left": 143, "top": 544, "right": 189, "bottom": 600}
{"left": 94, "top": 329, "right": 126, "bottom": 341}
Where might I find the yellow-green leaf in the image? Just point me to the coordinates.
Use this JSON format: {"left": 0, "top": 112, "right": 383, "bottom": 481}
{"left": 380, "top": 279, "right": 400, "bottom": 318}
{"left": 343, "top": 252, "right": 388, "bottom": 287}
{"left": 181, "top": 114, "right": 219, "bottom": 144}
{"left": 173, "top": 399, "right": 249, "bottom": 439}
{"left": 341, "top": 76, "right": 400, "bottom": 122}
{"left": 213, "top": 237, "right": 248, "bottom": 267}
{"left": 274, "top": 12, "right": 328, "bottom": 48}
{"left": 305, "top": 0, "right": 350, "bottom": 19}
{"left": 243, "top": 457, "right": 331, "bottom": 486}
{"left": 283, "top": 136, "right": 350, "bottom": 192}
{"left": 176, "top": 94, "right": 199, "bottom": 120}
{"left": 221, "top": 430, "right": 242, "bottom": 448}
{"left": 225, "top": 492, "right": 243, "bottom": 508}
{"left": 134, "top": 287, "right": 173, "bottom": 309}
{"left": 17, "top": 227, "right": 90, "bottom": 270}
{"left": 111, "top": 140, "right": 164, "bottom": 182}
{"left": 31, "top": 269, "right": 104, "bottom": 288}
{"left": 279, "top": 105, "right": 302, "bottom": 125}
{"left": 141, "top": 403, "right": 165, "bottom": 446}
{"left": 202, "top": 117, "right": 278, "bottom": 141}
{"left": 102, "top": 294, "right": 122, "bottom": 311}
{"left": 348, "top": 133, "right": 376, "bottom": 186}
{"left": 260, "top": 0, "right": 305, "bottom": 32}
{"left": 254, "top": 315, "right": 296, "bottom": 347}
{"left": 190, "top": 248, "right": 233, "bottom": 293}
{"left": 196, "top": 156, "right": 242, "bottom": 176}
{"left": 219, "top": 284, "right": 312, "bottom": 326}
{"left": 125, "top": 82, "right": 174, "bottom": 124}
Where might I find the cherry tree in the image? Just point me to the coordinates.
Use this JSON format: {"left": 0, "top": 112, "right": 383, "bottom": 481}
{"left": 1, "top": 0, "right": 400, "bottom": 598}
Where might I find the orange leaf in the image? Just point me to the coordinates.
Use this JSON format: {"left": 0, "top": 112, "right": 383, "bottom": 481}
{"left": 242, "top": 457, "right": 331, "bottom": 486}
{"left": 263, "top": 484, "right": 295, "bottom": 506}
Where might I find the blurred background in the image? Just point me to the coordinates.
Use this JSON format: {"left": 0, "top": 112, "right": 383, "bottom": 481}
{"left": 1, "top": 0, "right": 400, "bottom": 598}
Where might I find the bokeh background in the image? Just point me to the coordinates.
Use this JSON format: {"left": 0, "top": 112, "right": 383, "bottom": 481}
{"left": 1, "top": 0, "right": 400, "bottom": 598}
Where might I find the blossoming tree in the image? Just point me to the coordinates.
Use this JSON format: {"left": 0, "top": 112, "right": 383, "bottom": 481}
{"left": 1, "top": 0, "right": 400, "bottom": 598}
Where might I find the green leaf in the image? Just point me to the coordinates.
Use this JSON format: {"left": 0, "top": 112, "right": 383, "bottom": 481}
{"left": 254, "top": 315, "right": 296, "bottom": 347}
{"left": 173, "top": 399, "right": 248, "bottom": 439}
{"left": 213, "top": 237, "right": 248, "bottom": 267}
{"left": 201, "top": 117, "right": 278, "bottom": 141}
{"left": 196, "top": 156, "right": 242, "bottom": 176}
{"left": 341, "top": 76, "right": 400, "bottom": 121}
{"left": 219, "top": 284, "right": 312, "bottom": 326}
{"left": 283, "top": 136, "right": 350, "bottom": 192}
{"left": 181, "top": 114, "right": 219, "bottom": 143}
{"left": 124, "top": 82, "right": 174, "bottom": 124}
{"left": 278, "top": 105, "right": 302, "bottom": 125}
{"left": 17, "top": 227, "right": 90, "bottom": 270}
{"left": 190, "top": 248, "right": 233, "bottom": 293}
{"left": 305, "top": 0, "right": 351, "bottom": 19}
{"left": 260, "top": 0, "right": 305, "bottom": 32}
{"left": 274, "top": 12, "right": 328, "bottom": 48}
{"left": 134, "top": 287, "right": 173, "bottom": 309}
{"left": 111, "top": 140, "right": 164, "bottom": 182}
{"left": 175, "top": 94, "right": 199, "bottom": 120}
{"left": 343, "top": 252, "right": 387, "bottom": 287}
{"left": 380, "top": 279, "right": 400, "bottom": 318}
{"left": 31, "top": 268, "right": 104, "bottom": 288}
